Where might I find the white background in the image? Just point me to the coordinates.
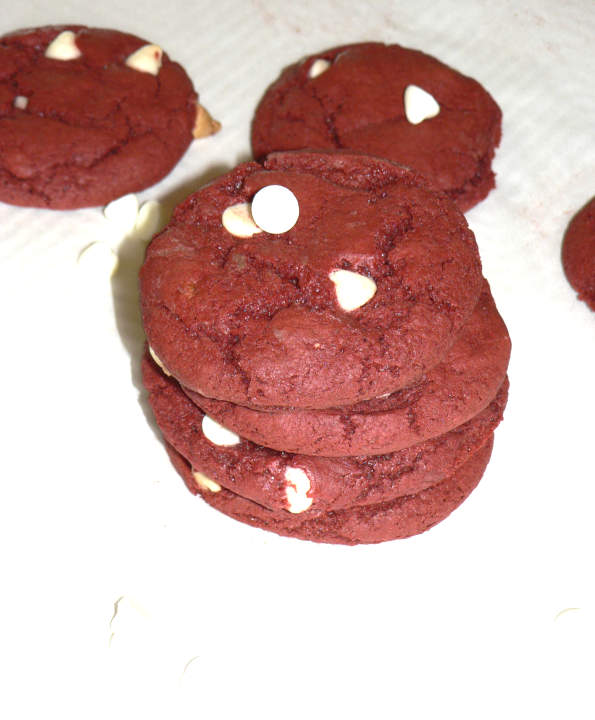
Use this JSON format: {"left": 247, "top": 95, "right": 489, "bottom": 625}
{"left": 1, "top": 1, "right": 594, "bottom": 718}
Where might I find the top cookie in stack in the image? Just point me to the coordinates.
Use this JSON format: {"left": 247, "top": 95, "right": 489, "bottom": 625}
{"left": 139, "top": 150, "right": 510, "bottom": 544}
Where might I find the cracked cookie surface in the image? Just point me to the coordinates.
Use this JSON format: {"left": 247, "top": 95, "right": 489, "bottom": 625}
{"left": 140, "top": 150, "right": 483, "bottom": 409}
{"left": 251, "top": 42, "right": 502, "bottom": 212}
{"left": 0, "top": 25, "right": 198, "bottom": 208}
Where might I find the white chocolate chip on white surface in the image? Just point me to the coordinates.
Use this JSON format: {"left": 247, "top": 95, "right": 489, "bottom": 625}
{"left": 77, "top": 242, "right": 119, "bottom": 278}
{"left": 13, "top": 95, "right": 28, "bottom": 110}
{"left": 201, "top": 415, "right": 241, "bottom": 447}
{"left": 148, "top": 346, "right": 171, "bottom": 376}
{"left": 222, "top": 203, "right": 263, "bottom": 238}
{"left": 44, "top": 30, "right": 82, "bottom": 61}
{"left": 284, "top": 467, "right": 312, "bottom": 514}
{"left": 135, "top": 200, "right": 166, "bottom": 240}
{"left": 308, "top": 58, "right": 331, "bottom": 79}
{"left": 329, "top": 269, "right": 377, "bottom": 311}
{"left": 403, "top": 84, "right": 440, "bottom": 125}
{"left": 251, "top": 185, "right": 299, "bottom": 234}
{"left": 104, "top": 193, "right": 139, "bottom": 232}
{"left": 192, "top": 104, "right": 221, "bottom": 139}
{"left": 125, "top": 44, "right": 163, "bottom": 76}
{"left": 192, "top": 469, "right": 222, "bottom": 493}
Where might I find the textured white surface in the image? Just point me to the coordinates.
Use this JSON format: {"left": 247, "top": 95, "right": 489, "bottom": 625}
{"left": 1, "top": 2, "right": 594, "bottom": 719}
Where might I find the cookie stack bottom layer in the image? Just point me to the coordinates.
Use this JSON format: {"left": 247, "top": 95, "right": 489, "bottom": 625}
{"left": 142, "top": 352, "right": 504, "bottom": 544}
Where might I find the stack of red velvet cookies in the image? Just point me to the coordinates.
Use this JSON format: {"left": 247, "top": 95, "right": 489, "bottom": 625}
{"left": 140, "top": 149, "right": 510, "bottom": 544}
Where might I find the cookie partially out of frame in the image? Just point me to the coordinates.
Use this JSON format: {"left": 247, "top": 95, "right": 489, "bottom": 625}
{"left": 562, "top": 197, "right": 595, "bottom": 311}
{"left": 184, "top": 282, "right": 511, "bottom": 456}
{"left": 164, "top": 437, "right": 493, "bottom": 545}
{"left": 251, "top": 42, "right": 502, "bottom": 212}
{"left": 140, "top": 150, "right": 483, "bottom": 410}
{"left": 0, "top": 25, "right": 219, "bottom": 209}
{"left": 143, "top": 347, "right": 507, "bottom": 514}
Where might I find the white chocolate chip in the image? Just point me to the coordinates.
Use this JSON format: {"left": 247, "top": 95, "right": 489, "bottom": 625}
{"left": 148, "top": 346, "right": 171, "bottom": 376}
{"left": 251, "top": 185, "right": 299, "bottom": 234}
{"left": 135, "top": 200, "right": 166, "bottom": 240}
{"left": 44, "top": 30, "right": 82, "bottom": 61}
{"left": 201, "top": 415, "right": 240, "bottom": 447}
{"left": 77, "top": 242, "right": 118, "bottom": 278}
{"left": 308, "top": 58, "right": 331, "bottom": 79}
{"left": 222, "top": 202, "right": 263, "bottom": 238}
{"left": 14, "top": 95, "right": 28, "bottom": 110}
{"left": 193, "top": 104, "right": 221, "bottom": 139}
{"left": 329, "top": 269, "right": 377, "bottom": 311}
{"left": 403, "top": 84, "right": 440, "bottom": 125}
{"left": 125, "top": 44, "right": 163, "bottom": 76}
{"left": 284, "top": 467, "right": 312, "bottom": 514}
{"left": 104, "top": 193, "right": 139, "bottom": 232}
{"left": 192, "top": 469, "right": 222, "bottom": 493}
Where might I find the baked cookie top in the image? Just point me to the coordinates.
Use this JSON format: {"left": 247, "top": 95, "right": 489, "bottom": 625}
{"left": 0, "top": 25, "right": 202, "bottom": 208}
{"left": 562, "top": 196, "right": 595, "bottom": 311}
{"left": 251, "top": 42, "right": 502, "bottom": 212}
{"left": 140, "top": 150, "right": 483, "bottom": 409}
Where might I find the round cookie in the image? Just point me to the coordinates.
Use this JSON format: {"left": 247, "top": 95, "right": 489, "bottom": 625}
{"left": 164, "top": 437, "right": 494, "bottom": 545}
{"left": 562, "top": 197, "right": 595, "bottom": 311}
{"left": 251, "top": 42, "right": 502, "bottom": 212}
{"left": 184, "top": 282, "right": 511, "bottom": 456}
{"left": 142, "top": 348, "right": 507, "bottom": 514}
{"left": 140, "top": 150, "right": 483, "bottom": 409}
{"left": 0, "top": 25, "right": 217, "bottom": 209}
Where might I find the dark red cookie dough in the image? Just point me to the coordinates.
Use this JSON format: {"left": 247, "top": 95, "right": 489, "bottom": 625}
{"left": 140, "top": 150, "right": 483, "bottom": 409}
{"left": 142, "top": 347, "right": 507, "bottom": 513}
{"left": 164, "top": 437, "right": 493, "bottom": 545}
{"left": 0, "top": 25, "right": 200, "bottom": 209}
{"left": 562, "top": 197, "right": 595, "bottom": 311}
{"left": 185, "top": 282, "right": 511, "bottom": 456}
{"left": 251, "top": 42, "right": 502, "bottom": 212}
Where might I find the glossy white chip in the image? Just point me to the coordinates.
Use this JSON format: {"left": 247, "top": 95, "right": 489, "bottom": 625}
{"left": 125, "top": 44, "right": 163, "bottom": 76}
{"left": 77, "top": 242, "right": 118, "bottom": 278}
{"left": 202, "top": 415, "right": 240, "bottom": 447}
{"left": 403, "top": 84, "right": 440, "bottom": 125}
{"left": 222, "top": 202, "right": 262, "bottom": 238}
{"left": 14, "top": 95, "right": 28, "bottom": 110}
{"left": 44, "top": 30, "right": 82, "bottom": 60}
{"left": 251, "top": 185, "right": 299, "bottom": 234}
{"left": 104, "top": 193, "right": 139, "bottom": 232}
{"left": 148, "top": 346, "right": 171, "bottom": 376}
{"left": 329, "top": 269, "right": 377, "bottom": 311}
{"left": 284, "top": 467, "right": 312, "bottom": 514}
{"left": 192, "top": 469, "right": 222, "bottom": 493}
{"left": 136, "top": 200, "right": 166, "bottom": 240}
{"left": 308, "top": 58, "right": 331, "bottom": 79}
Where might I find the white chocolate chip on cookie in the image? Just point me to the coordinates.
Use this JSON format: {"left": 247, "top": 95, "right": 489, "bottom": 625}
{"left": 284, "top": 467, "right": 312, "bottom": 514}
{"left": 251, "top": 185, "right": 299, "bottom": 234}
{"left": 192, "top": 470, "right": 222, "bottom": 493}
{"left": 148, "top": 346, "right": 171, "bottom": 376}
{"left": 403, "top": 84, "right": 440, "bottom": 125}
{"left": 202, "top": 415, "right": 240, "bottom": 447}
{"left": 125, "top": 44, "right": 163, "bottom": 76}
{"left": 193, "top": 104, "right": 221, "bottom": 139}
{"left": 14, "top": 95, "right": 28, "bottom": 110}
{"left": 329, "top": 269, "right": 377, "bottom": 311}
{"left": 308, "top": 58, "right": 331, "bottom": 79}
{"left": 44, "top": 31, "right": 82, "bottom": 61}
{"left": 222, "top": 203, "right": 262, "bottom": 238}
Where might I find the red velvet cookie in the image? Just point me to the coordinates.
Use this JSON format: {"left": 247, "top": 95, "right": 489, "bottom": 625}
{"left": 184, "top": 282, "right": 511, "bottom": 456}
{"left": 164, "top": 437, "right": 493, "bottom": 545}
{"left": 140, "top": 150, "right": 483, "bottom": 409}
{"left": 0, "top": 25, "right": 216, "bottom": 209}
{"left": 562, "top": 197, "right": 595, "bottom": 311}
{"left": 142, "top": 348, "right": 507, "bottom": 514}
{"left": 251, "top": 42, "right": 502, "bottom": 212}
